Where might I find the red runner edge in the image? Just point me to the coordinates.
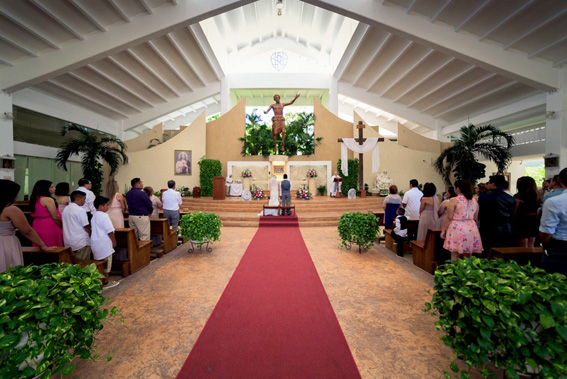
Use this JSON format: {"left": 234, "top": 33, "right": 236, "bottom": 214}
{"left": 177, "top": 216, "right": 361, "bottom": 378}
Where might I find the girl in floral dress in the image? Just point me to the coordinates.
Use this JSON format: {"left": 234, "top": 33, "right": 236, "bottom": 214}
{"left": 442, "top": 180, "right": 483, "bottom": 260}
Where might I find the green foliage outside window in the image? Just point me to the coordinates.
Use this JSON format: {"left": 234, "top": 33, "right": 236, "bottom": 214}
{"left": 425, "top": 257, "right": 567, "bottom": 379}
{"left": 239, "top": 110, "right": 322, "bottom": 156}
{"left": 198, "top": 157, "right": 222, "bottom": 197}
{"left": 525, "top": 166, "right": 546, "bottom": 186}
{"left": 337, "top": 158, "right": 359, "bottom": 195}
{"left": 0, "top": 263, "right": 122, "bottom": 378}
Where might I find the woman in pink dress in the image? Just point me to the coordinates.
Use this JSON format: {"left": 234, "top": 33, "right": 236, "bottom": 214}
{"left": 105, "top": 179, "right": 127, "bottom": 229}
{"left": 442, "top": 180, "right": 483, "bottom": 261}
{"left": 29, "top": 180, "right": 63, "bottom": 247}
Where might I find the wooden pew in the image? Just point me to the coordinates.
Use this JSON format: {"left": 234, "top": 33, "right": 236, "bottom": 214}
{"left": 488, "top": 247, "right": 543, "bottom": 266}
{"left": 22, "top": 246, "right": 107, "bottom": 277}
{"left": 383, "top": 229, "right": 395, "bottom": 252}
{"left": 367, "top": 210, "right": 385, "bottom": 226}
{"left": 114, "top": 228, "right": 151, "bottom": 276}
{"left": 151, "top": 218, "right": 178, "bottom": 254}
{"left": 410, "top": 228, "right": 443, "bottom": 274}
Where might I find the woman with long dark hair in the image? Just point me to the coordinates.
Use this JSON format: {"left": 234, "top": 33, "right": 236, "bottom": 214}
{"left": 0, "top": 180, "right": 52, "bottom": 272}
{"left": 442, "top": 180, "right": 483, "bottom": 260}
{"left": 513, "top": 176, "right": 539, "bottom": 247}
{"left": 55, "top": 182, "right": 71, "bottom": 214}
{"left": 416, "top": 182, "right": 440, "bottom": 241}
{"left": 438, "top": 186, "right": 456, "bottom": 226}
{"left": 29, "top": 180, "right": 63, "bottom": 247}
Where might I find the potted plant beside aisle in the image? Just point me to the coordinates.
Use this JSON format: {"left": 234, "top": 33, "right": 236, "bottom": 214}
{"left": 0, "top": 263, "right": 122, "bottom": 379}
{"left": 180, "top": 211, "right": 222, "bottom": 253}
{"left": 338, "top": 212, "right": 379, "bottom": 253}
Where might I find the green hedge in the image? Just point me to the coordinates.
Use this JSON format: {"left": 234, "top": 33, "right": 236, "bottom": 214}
{"left": 337, "top": 158, "right": 359, "bottom": 196}
{"left": 198, "top": 158, "right": 222, "bottom": 197}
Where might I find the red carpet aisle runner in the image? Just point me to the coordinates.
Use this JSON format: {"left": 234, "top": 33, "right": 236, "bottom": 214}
{"left": 177, "top": 215, "right": 361, "bottom": 378}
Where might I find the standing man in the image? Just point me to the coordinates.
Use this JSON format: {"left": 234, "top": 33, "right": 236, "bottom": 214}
{"left": 264, "top": 93, "right": 300, "bottom": 152}
{"left": 162, "top": 180, "right": 182, "bottom": 230}
{"left": 77, "top": 178, "right": 96, "bottom": 220}
{"left": 280, "top": 174, "right": 292, "bottom": 216}
{"left": 402, "top": 179, "right": 423, "bottom": 219}
{"left": 125, "top": 178, "right": 153, "bottom": 241}
{"left": 539, "top": 167, "right": 567, "bottom": 276}
{"left": 477, "top": 175, "right": 516, "bottom": 255}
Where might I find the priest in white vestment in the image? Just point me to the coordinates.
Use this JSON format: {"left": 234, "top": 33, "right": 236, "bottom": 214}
{"left": 331, "top": 172, "right": 342, "bottom": 197}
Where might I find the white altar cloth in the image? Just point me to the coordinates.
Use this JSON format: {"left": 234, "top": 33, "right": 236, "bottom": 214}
{"left": 229, "top": 183, "right": 243, "bottom": 196}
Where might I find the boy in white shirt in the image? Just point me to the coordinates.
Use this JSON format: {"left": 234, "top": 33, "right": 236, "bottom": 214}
{"left": 162, "top": 180, "right": 182, "bottom": 230}
{"left": 91, "top": 196, "right": 119, "bottom": 289}
{"left": 62, "top": 191, "right": 91, "bottom": 259}
{"left": 392, "top": 207, "right": 408, "bottom": 257}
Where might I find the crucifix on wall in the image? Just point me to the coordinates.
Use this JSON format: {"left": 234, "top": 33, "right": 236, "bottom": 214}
{"left": 337, "top": 121, "right": 384, "bottom": 190}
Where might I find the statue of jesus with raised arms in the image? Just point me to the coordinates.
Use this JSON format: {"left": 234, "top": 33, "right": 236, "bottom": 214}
{"left": 265, "top": 93, "right": 300, "bottom": 152}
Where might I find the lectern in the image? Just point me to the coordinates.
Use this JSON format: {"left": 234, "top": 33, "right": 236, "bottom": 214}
{"left": 333, "top": 177, "right": 343, "bottom": 198}
{"left": 213, "top": 176, "right": 226, "bottom": 200}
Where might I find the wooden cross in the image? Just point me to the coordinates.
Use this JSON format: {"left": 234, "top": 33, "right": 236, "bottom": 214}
{"left": 338, "top": 121, "right": 384, "bottom": 190}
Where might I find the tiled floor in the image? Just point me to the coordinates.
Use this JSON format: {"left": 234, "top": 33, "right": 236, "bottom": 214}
{"left": 69, "top": 227, "right": 454, "bottom": 379}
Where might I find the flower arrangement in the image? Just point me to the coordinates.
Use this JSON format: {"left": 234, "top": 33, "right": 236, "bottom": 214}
{"left": 251, "top": 185, "right": 265, "bottom": 200}
{"left": 306, "top": 168, "right": 317, "bottom": 178}
{"left": 296, "top": 186, "right": 312, "bottom": 200}
{"left": 242, "top": 169, "right": 252, "bottom": 178}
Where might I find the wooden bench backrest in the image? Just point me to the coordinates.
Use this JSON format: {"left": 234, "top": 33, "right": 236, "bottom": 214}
{"left": 150, "top": 219, "right": 169, "bottom": 235}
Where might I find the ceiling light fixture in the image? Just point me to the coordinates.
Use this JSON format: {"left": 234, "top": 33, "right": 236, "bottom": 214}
{"left": 275, "top": 0, "right": 284, "bottom": 15}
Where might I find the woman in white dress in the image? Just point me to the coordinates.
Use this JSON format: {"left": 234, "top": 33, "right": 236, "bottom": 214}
{"left": 263, "top": 176, "right": 280, "bottom": 216}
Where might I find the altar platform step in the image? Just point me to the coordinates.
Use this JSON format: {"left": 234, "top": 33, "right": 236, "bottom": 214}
{"left": 181, "top": 197, "right": 385, "bottom": 227}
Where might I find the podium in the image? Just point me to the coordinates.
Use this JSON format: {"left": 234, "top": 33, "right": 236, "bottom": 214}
{"left": 213, "top": 176, "right": 226, "bottom": 200}
{"left": 333, "top": 177, "right": 343, "bottom": 198}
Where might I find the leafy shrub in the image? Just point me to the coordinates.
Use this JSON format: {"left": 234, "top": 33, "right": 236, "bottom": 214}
{"left": 317, "top": 185, "right": 327, "bottom": 196}
{"left": 425, "top": 257, "right": 567, "bottom": 379}
{"left": 179, "top": 212, "right": 222, "bottom": 248}
{"left": 0, "top": 263, "right": 121, "bottom": 378}
{"left": 337, "top": 159, "right": 359, "bottom": 196}
{"left": 338, "top": 212, "right": 379, "bottom": 253}
{"left": 198, "top": 157, "right": 222, "bottom": 197}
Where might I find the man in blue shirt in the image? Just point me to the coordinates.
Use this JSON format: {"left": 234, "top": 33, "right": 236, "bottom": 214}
{"left": 126, "top": 177, "right": 153, "bottom": 241}
{"left": 539, "top": 168, "right": 567, "bottom": 276}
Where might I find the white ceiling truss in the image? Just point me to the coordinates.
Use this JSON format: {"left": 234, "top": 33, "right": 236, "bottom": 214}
{"left": 0, "top": 0, "right": 564, "bottom": 137}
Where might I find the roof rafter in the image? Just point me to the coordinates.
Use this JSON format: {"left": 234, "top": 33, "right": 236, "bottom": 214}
{"left": 478, "top": 0, "right": 535, "bottom": 41}
{"left": 366, "top": 40, "right": 413, "bottom": 91}
{"left": 0, "top": 9, "right": 61, "bottom": 49}
{"left": 380, "top": 49, "right": 435, "bottom": 96}
{"left": 147, "top": 40, "right": 194, "bottom": 91}
{"left": 407, "top": 64, "right": 475, "bottom": 107}
{"left": 107, "top": 56, "right": 168, "bottom": 102}
{"left": 352, "top": 33, "right": 392, "bottom": 86}
{"left": 503, "top": 9, "right": 567, "bottom": 50}
{"left": 29, "top": 0, "right": 85, "bottom": 40}
{"left": 166, "top": 33, "right": 207, "bottom": 87}
{"left": 126, "top": 48, "right": 181, "bottom": 97}
{"left": 107, "top": 0, "right": 131, "bottom": 23}
{"left": 69, "top": 0, "right": 107, "bottom": 32}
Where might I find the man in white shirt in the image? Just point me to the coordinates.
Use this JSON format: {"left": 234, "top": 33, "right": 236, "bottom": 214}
{"left": 162, "top": 180, "right": 182, "bottom": 230}
{"left": 62, "top": 191, "right": 91, "bottom": 259}
{"left": 77, "top": 178, "right": 96, "bottom": 219}
{"left": 402, "top": 179, "right": 423, "bottom": 220}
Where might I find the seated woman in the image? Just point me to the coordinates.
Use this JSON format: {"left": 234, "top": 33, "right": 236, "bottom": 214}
{"left": 382, "top": 185, "right": 402, "bottom": 230}
{"left": 30, "top": 180, "right": 63, "bottom": 247}
{"left": 262, "top": 176, "right": 280, "bottom": 216}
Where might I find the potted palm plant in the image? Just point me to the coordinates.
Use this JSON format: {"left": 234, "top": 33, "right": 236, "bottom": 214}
{"left": 435, "top": 124, "right": 514, "bottom": 185}
{"left": 179, "top": 212, "right": 222, "bottom": 253}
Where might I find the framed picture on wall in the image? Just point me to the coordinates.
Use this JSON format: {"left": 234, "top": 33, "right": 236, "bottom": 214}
{"left": 274, "top": 166, "right": 284, "bottom": 174}
{"left": 174, "top": 150, "right": 191, "bottom": 175}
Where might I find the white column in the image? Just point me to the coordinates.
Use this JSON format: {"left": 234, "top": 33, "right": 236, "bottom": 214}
{"left": 0, "top": 91, "right": 14, "bottom": 180}
{"left": 328, "top": 76, "right": 338, "bottom": 115}
{"left": 220, "top": 75, "right": 230, "bottom": 115}
{"left": 544, "top": 67, "right": 567, "bottom": 178}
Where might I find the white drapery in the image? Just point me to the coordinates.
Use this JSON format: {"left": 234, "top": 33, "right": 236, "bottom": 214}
{"left": 340, "top": 138, "right": 380, "bottom": 176}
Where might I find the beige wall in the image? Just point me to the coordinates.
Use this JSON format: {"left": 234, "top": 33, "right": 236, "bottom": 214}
{"left": 397, "top": 124, "right": 443, "bottom": 154}
{"left": 114, "top": 113, "right": 206, "bottom": 191}
{"left": 125, "top": 123, "right": 163, "bottom": 152}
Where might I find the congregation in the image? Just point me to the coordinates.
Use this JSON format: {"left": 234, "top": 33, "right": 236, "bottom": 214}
{"left": 382, "top": 167, "right": 567, "bottom": 276}
{"left": 0, "top": 177, "right": 184, "bottom": 285}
